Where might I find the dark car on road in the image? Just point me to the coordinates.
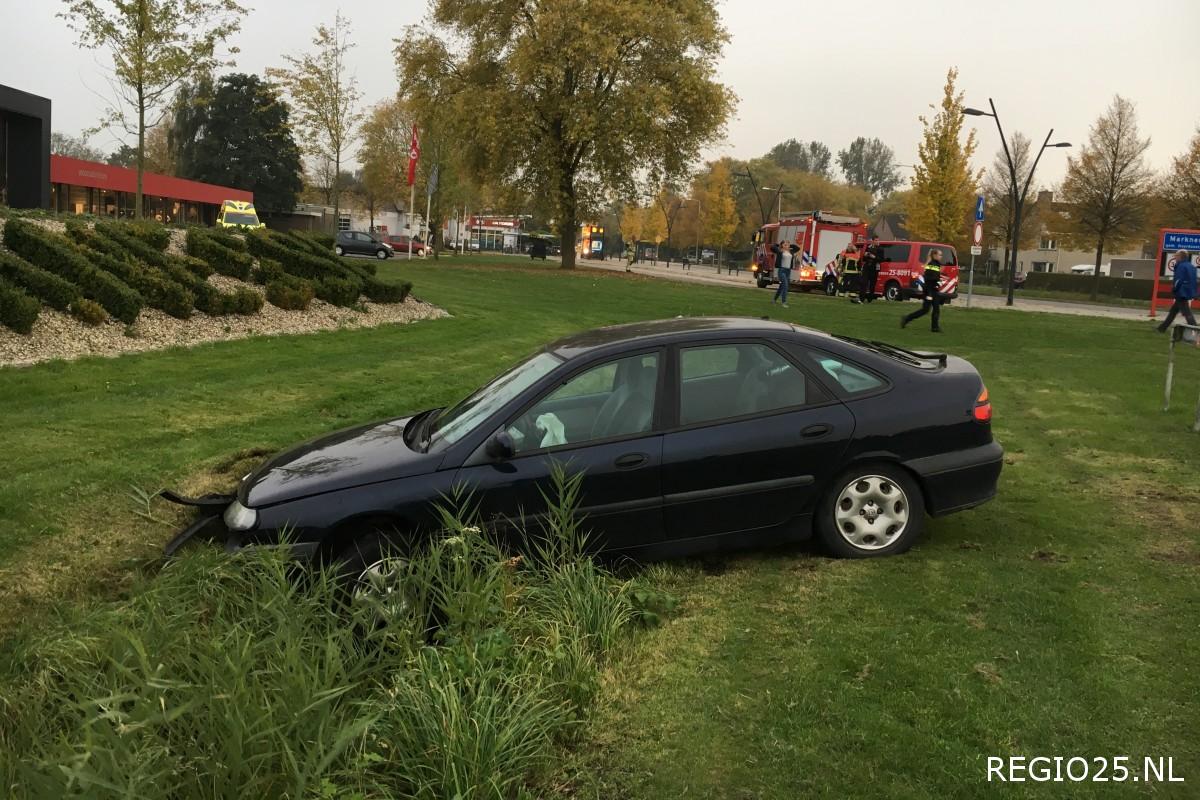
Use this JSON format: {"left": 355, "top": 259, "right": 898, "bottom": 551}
{"left": 334, "top": 230, "right": 393, "bottom": 259}
{"left": 166, "top": 318, "right": 1002, "bottom": 589}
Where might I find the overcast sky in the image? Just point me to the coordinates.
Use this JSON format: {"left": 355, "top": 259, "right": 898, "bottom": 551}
{"left": 3, "top": 0, "right": 1198, "bottom": 188}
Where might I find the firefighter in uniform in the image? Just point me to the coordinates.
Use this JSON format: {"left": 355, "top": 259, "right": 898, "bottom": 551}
{"left": 901, "top": 249, "right": 945, "bottom": 332}
{"left": 859, "top": 240, "right": 880, "bottom": 303}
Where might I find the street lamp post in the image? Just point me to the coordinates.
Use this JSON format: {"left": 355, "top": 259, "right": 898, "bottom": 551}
{"left": 736, "top": 168, "right": 769, "bottom": 228}
{"left": 761, "top": 186, "right": 791, "bottom": 222}
{"left": 964, "top": 99, "right": 1070, "bottom": 306}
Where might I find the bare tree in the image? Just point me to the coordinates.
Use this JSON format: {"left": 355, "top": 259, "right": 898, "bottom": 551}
{"left": 981, "top": 131, "right": 1040, "bottom": 275}
{"left": 268, "top": 12, "right": 363, "bottom": 225}
{"left": 1059, "top": 95, "right": 1154, "bottom": 298}
{"left": 1162, "top": 127, "right": 1200, "bottom": 228}
{"left": 59, "top": 0, "right": 245, "bottom": 218}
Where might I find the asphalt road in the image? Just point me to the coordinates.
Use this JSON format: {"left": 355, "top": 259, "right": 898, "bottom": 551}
{"left": 576, "top": 257, "right": 1153, "bottom": 323}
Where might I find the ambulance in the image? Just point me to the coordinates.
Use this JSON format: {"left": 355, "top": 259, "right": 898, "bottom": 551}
{"left": 216, "top": 199, "right": 265, "bottom": 230}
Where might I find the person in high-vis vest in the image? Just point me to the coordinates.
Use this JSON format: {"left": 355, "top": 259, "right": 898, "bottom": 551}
{"left": 901, "top": 249, "right": 945, "bottom": 332}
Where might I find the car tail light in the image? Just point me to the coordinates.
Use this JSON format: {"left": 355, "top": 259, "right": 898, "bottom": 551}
{"left": 973, "top": 386, "right": 992, "bottom": 422}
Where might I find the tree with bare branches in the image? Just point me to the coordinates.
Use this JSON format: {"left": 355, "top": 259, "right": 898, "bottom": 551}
{"left": 1059, "top": 95, "right": 1155, "bottom": 299}
{"left": 1162, "top": 128, "right": 1200, "bottom": 228}
{"left": 59, "top": 0, "right": 245, "bottom": 218}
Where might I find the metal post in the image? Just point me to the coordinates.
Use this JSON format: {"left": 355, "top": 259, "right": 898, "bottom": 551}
{"left": 424, "top": 189, "right": 432, "bottom": 258}
{"left": 1164, "top": 329, "right": 1176, "bottom": 412}
{"left": 407, "top": 184, "right": 415, "bottom": 260}
{"left": 967, "top": 252, "right": 976, "bottom": 309}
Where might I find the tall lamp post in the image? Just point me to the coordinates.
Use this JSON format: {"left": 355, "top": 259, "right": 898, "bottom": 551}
{"left": 761, "top": 186, "right": 791, "bottom": 221}
{"left": 736, "top": 168, "right": 768, "bottom": 227}
{"left": 963, "top": 99, "right": 1070, "bottom": 306}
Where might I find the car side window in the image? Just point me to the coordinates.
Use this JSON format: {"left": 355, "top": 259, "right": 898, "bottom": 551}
{"left": 678, "top": 343, "right": 819, "bottom": 425}
{"left": 805, "top": 352, "right": 885, "bottom": 395}
{"left": 919, "top": 245, "right": 957, "bottom": 266}
{"left": 506, "top": 353, "right": 659, "bottom": 453}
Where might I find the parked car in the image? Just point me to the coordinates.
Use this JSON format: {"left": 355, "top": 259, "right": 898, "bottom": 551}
{"left": 164, "top": 318, "right": 1002, "bottom": 593}
{"left": 870, "top": 241, "right": 960, "bottom": 301}
{"left": 334, "top": 230, "right": 393, "bottom": 259}
{"left": 385, "top": 235, "right": 426, "bottom": 256}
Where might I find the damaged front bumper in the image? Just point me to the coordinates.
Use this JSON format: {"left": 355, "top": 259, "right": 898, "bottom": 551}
{"left": 160, "top": 490, "right": 239, "bottom": 557}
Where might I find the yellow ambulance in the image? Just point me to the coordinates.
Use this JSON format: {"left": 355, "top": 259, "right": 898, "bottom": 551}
{"left": 216, "top": 199, "right": 265, "bottom": 229}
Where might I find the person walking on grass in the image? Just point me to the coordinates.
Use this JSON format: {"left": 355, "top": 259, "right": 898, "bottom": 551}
{"left": 771, "top": 239, "right": 799, "bottom": 307}
{"left": 1157, "top": 250, "right": 1197, "bottom": 332}
{"left": 901, "top": 248, "right": 946, "bottom": 332}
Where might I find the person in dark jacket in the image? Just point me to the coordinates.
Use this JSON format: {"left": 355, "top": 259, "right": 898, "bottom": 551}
{"left": 858, "top": 240, "right": 880, "bottom": 303}
{"left": 901, "top": 249, "right": 946, "bottom": 332}
{"left": 1157, "top": 250, "right": 1197, "bottom": 332}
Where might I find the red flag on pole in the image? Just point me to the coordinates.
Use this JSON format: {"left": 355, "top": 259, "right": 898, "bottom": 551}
{"left": 407, "top": 124, "right": 420, "bottom": 186}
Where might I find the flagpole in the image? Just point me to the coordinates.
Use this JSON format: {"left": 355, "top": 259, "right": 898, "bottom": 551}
{"left": 408, "top": 181, "right": 415, "bottom": 261}
{"left": 424, "top": 187, "right": 432, "bottom": 258}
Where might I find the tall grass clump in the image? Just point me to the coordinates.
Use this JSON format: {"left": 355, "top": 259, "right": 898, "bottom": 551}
{"left": 0, "top": 470, "right": 658, "bottom": 799}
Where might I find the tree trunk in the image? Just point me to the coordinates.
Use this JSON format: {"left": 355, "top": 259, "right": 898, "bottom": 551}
{"left": 559, "top": 178, "right": 577, "bottom": 269}
{"left": 1089, "top": 239, "right": 1105, "bottom": 301}
{"left": 136, "top": 91, "right": 145, "bottom": 220}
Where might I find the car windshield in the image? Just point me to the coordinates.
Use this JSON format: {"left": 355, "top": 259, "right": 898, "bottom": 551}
{"left": 223, "top": 212, "right": 258, "bottom": 225}
{"left": 428, "top": 351, "right": 563, "bottom": 447}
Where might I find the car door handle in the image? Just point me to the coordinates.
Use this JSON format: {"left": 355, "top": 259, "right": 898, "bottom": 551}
{"left": 614, "top": 452, "right": 648, "bottom": 469}
{"left": 800, "top": 424, "right": 833, "bottom": 439}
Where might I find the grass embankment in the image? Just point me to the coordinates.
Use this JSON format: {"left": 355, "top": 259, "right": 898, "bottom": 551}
{"left": 1, "top": 254, "right": 1197, "bottom": 797}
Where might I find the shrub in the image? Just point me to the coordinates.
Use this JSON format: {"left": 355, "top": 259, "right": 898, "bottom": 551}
{"left": 123, "top": 219, "right": 171, "bottom": 251}
{"left": 69, "top": 298, "right": 107, "bottom": 326}
{"left": 307, "top": 230, "right": 335, "bottom": 251}
{"left": 284, "top": 229, "right": 333, "bottom": 259}
{"left": 174, "top": 254, "right": 214, "bottom": 279}
{"left": 251, "top": 258, "right": 287, "bottom": 285}
{"left": 225, "top": 287, "right": 264, "bottom": 315}
{"left": 265, "top": 280, "right": 315, "bottom": 310}
{"left": 363, "top": 277, "right": 413, "bottom": 303}
{"left": 185, "top": 227, "right": 253, "bottom": 280}
{"left": 341, "top": 259, "right": 377, "bottom": 280}
{"left": 0, "top": 250, "right": 80, "bottom": 311}
{"left": 0, "top": 277, "right": 40, "bottom": 334}
{"left": 247, "top": 230, "right": 362, "bottom": 288}
{"left": 1021, "top": 270, "right": 1156, "bottom": 299}
{"left": 207, "top": 228, "right": 248, "bottom": 252}
{"left": 81, "top": 243, "right": 194, "bottom": 320}
{"left": 2, "top": 218, "right": 143, "bottom": 324}
{"left": 95, "top": 221, "right": 171, "bottom": 267}
{"left": 315, "top": 275, "right": 362, "bottom": 307}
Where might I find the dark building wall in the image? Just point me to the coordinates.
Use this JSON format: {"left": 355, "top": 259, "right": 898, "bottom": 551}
{"left": 0, "top": 85, "right": 52, "bottom": 209}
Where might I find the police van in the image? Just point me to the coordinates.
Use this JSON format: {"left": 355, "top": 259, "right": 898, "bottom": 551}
{"left": 216, "top": 200, "right": 265, "bottom": 230}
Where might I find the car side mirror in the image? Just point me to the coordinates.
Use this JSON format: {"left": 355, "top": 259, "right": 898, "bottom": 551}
{"left": 486, "top": 430, "right": 515, "bottom": 460}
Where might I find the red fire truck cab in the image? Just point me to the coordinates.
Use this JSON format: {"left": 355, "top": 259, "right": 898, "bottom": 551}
{"left": 870, "top": 240, "right": 960, "bottom": 301}
{"left": 750, "top": 212, "right": 868, "bottom": 294}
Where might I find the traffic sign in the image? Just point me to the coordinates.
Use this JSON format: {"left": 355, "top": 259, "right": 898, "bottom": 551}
{"left": 970, "top": 245, "right": 983, "bottom": 256}
{"left": 972, "top": 221, "right": 983, "bottom": 247}
{"left": 975, "top": 196, "right": 985, "bottom": 221}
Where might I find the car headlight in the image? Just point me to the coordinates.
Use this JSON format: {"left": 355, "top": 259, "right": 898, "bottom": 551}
{"left": 224, "top": 500, "right": 258, "bottom": 531}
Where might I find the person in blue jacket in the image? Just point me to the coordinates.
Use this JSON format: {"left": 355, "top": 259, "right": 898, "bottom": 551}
{"left": 1157, "top": 250, "right": 1197, "bottom": 332}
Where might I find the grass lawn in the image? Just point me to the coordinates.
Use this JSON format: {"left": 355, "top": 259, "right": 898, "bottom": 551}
{"left": 1, "top": 253, "right": 1197, "bottom": 796}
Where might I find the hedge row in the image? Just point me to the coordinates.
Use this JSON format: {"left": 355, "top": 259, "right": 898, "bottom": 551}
{"left": 246, "top": 231, "right": 366, "bottom": 307}
{"left": 185, "top": 228, "right": 253, "bottom": 280}
{"left": 363, "top": 277, "right": 412, "bottom": 303}
{"left": 79, "top": 242, "right": 194, "bottom": 320}
{"left": 0, "top": 276, "right": 40, "bottom": 334}
{"left": 1022, "top": 271, "right": 1157, "bottom": 299}
{"left": 95, "top": 222, "right": 171, "bottom": 268}
{"left": 123, "top": 220, "right": 171, "bottom": 252}
{"left": 206, "top": 228, "right": 248, "bottom": 253}
{"left": 265, "top": 280, "right": 315, "bottom": 310}
{"left": 158, "top": 259, "right": 262, "bottom": 316}
{"left": 0, "top": 250, "right": 80, "bottom": 311}
{"left": 2, "top": 219, "right": 143, "bottom": 324}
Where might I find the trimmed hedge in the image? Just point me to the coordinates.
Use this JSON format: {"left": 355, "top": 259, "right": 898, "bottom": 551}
{"left": 80, "top": 242, "right": 194, "bottom": 320}
{"left": 2, "top": 219, "right": 143, "bottom": 324}
{"left": 70, "top": 299, "right": 107, "bottom": 326}
{"left": 314, "top": 276, "right": 361, "bottom": 307}
{"left": 95, "top": 222, "right": 171, "bottom": 267}
{"left": 284, "top": 230, "right": 332, "bottom": 259}
{"left": 174, "top": 254, "right": 214, "bottom": 279}
{"left": 0, "top": 277, "right": 40, "bottom": 334}
{"left": 0, "top": 250, "right": 80, "bottom": 311}
{"left": 251, "top": 258, "right": 287, "bottom": 285}
{"left": 207, "top": 228, "right": 248, "bottom": 253}
{"left": 265, "top": 280, "right": 315, "bottom": 310}
{"left": 363, "top": 278, "right": 412, "bottom": 303}
{"left": 123, "top": 220, "right": 171, "bottom": 251}
{"left": 307, "top": 230, "right": 335, "bottom": 251}
{"left": 224, "top": 287, "right": 264, "bottom": 315}
{"left": 185, "top": 228, "right": 254, "bottom": 280}
{"left": 340, "top": 259, "right": 378, "bottom": 281}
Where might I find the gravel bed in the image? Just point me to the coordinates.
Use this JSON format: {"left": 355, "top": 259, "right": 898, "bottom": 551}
{"left": 0, "top": 287, "right": 448, "bottom": 368}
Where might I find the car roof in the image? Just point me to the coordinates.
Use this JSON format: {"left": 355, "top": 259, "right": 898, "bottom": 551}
{"left": 549, "top": 317, "right": 815, "bottom": 359}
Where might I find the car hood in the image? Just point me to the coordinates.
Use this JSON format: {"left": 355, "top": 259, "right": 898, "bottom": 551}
{"left": 241, "top": 411, "right": 444, "bottom": 507}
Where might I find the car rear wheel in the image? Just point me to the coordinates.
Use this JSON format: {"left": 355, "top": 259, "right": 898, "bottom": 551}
{"left": 815, "top": 464, "right": 925, "bottom": 558}
{"left": 884, "top": 281, "right": 902, "bottom": 301}
{"left": 757, "top": 278, "right": 770, "bottom": 289}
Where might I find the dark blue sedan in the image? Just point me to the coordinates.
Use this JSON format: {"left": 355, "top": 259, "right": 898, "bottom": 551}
{"left": 166, "top": 318, "right": 1002, "bottom": 585}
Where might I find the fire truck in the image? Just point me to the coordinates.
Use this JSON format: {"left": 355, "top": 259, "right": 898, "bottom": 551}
{"left": 750, "top": 212, "right": 868, "bottom": 294}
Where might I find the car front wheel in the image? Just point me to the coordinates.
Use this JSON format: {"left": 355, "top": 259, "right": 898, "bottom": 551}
{"left": 333, "top": 533, "right": 418, "bottom": 627}
{"left": 334, "top": 245, "right": 345, "bottom": 256}
{"left": 815, "top": 464, "right": 925, "bottom": 558}
{"left": 376, "top": 249, "right": 389, "bottom": 259}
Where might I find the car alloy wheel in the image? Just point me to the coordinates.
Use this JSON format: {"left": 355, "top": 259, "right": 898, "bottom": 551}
{"left": 834, "top": 474, "right": 909, "bottom": 551}
{"left": 376, "top": 249, "right": 388, "bottom": 259}
{"left": 885, "top": 281, "right": 901, "bottom": 301}
{"left": 353, "top": 555, "right": 412, "bottom": 624}
{"left": 334, "top": 245, "right": 344, "bottom": 256}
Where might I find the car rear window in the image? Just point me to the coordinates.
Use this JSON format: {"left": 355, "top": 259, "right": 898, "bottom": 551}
{"left": 876, "top": 243, "right": 912, "bottom": 263}
{"left": 807, "top": 353, "right": 885, "bottom": 394}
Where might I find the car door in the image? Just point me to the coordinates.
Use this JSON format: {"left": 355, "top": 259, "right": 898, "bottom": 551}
{"left": 661, "top": 340, "right": 855, "bottom": 541}
{"left": 456, "top": 350, "right": 666, "bottom": 553}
